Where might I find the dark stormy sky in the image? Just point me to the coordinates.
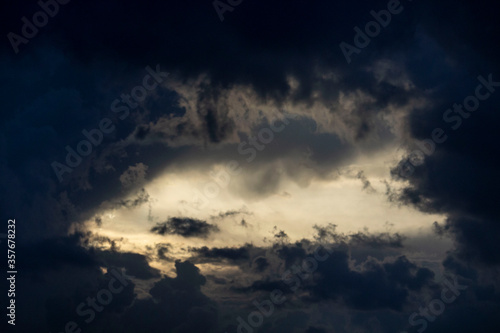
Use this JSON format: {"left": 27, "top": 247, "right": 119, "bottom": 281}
{"left": 1, "top": 0, "right": 500, "bottom": 332}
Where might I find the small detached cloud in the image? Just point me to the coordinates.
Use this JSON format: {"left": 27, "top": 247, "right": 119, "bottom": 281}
{"left": 151, "top": 217, "right": 219, "bottom": 238}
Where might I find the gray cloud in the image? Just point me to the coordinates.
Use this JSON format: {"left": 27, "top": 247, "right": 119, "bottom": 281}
{"left": 151, "top": 217, "right": 219, "bottom": 238}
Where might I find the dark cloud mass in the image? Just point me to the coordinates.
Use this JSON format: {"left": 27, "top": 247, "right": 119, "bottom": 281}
{"left": 1, "top": 0, "right": 500, "bottom": 332}
{"left": 151, "top": 217, "right": 219, "bottom": 238}
{"left": 190, "top": 245, "right": 250, "bottom": 261}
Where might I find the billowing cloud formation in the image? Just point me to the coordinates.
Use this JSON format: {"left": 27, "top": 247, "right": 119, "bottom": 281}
{"left": 309, "top": 252, "right": 434, "bottom": 310}
{"left": 98, "top": 250, "right": 161, "bottom": 280}
{"left": 2, "top": 0, "right": 500, "bottom": 331}
{"left": 107, "top": 261, "right": 218, "bottom": 333}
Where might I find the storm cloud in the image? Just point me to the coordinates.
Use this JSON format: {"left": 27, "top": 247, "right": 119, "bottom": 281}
{"left": 2, "top": 0, "right": 500, "bottom": 332}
